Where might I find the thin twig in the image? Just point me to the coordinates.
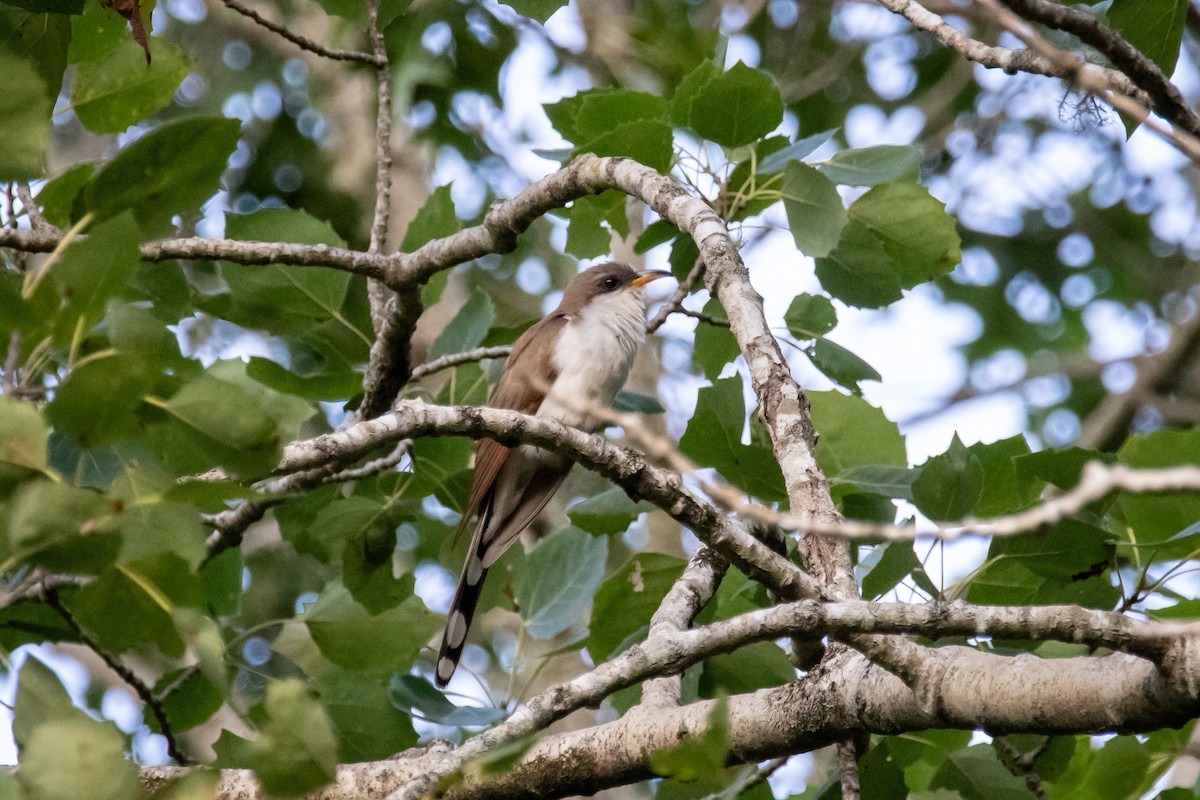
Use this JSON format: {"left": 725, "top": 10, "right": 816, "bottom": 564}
{"left": 14, "top": 183, "right": 54, "bottom": 233}
{"left": 646, "top": 256, "right": 705, "bottom": 333}
{"left": 217, "top": 0, "right": 381, "bottom": 64}
{"left": 45, "top": 590, "right": 191, "bottom": 765}
{"left": 409, "top": 345, "right": 514, "bottom": 381}
{"left": 676, "top": 306, "right": 730, "bottom": 328}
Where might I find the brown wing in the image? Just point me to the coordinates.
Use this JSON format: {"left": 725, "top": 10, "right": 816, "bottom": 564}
{"left": 456, "top": 314, "right": 567, "bottom": 536}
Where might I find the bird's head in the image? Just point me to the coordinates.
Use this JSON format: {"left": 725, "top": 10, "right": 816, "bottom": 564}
{"left": 559, "top": 262, "right": 672, "bottom": 313}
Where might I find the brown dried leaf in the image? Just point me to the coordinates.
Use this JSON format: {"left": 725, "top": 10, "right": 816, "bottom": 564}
{"left": 104, "top": 0, "right": 151, "bottom": 63}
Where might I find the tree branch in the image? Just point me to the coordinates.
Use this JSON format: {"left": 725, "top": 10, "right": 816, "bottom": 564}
{"left": 365, "top": 0, "right": 394, "bottom": 339}
{"left": 639, "top": 547, "right": 728, "bottom": 708}
{"left": 143, "top": 600, "right": 1199, "bottom": 800}
{"left": 1079, "top": 305, "right": 1200, "bottom": 451}
{"left": 873, "top": 0, "right": 1150, "bottom": 104}
{"left": 281, "top": 398, "right": 818, "bottom": 601}
{"left": 46, "top": 590, "right": 191, "bottom": 765}
{"left": 216, "top": 0, "right": 380, "bottom": 64}
{"left": 997, "top": 0, "right": 1200, "bottom": 138}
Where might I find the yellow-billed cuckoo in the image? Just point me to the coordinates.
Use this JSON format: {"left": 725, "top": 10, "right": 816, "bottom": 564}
{"left": 435, "top": 261, "right": 671, "bottom": 687}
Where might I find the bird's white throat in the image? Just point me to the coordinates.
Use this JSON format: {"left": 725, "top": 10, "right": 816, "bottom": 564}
{"left": 541, "top": 288, "right": 647, "bottom": 429}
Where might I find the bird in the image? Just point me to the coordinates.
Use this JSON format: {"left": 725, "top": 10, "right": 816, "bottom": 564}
{"left": 434, "top": 261, "right": 671, "bottom": 688}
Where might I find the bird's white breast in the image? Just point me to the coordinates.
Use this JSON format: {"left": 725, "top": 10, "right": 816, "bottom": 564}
{"left": 539, "top": 289, "right": 647, "bottom": 429}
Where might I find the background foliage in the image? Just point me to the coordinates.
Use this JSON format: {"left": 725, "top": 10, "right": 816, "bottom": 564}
{"left": 2, "top": 0, "right": 1200, "bottom": 797}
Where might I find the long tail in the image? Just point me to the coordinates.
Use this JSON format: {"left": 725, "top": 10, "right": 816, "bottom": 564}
{"left": 435, "top": 544, "right": 490, "bottom": 688}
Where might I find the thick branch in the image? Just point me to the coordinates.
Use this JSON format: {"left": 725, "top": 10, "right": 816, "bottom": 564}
{"left": 998, "top": 0, "right": 1200, "bottom": 138}
{"left": 639, "top": 547, "right": 728, "bottom": 707}
{"left": 875, "top": 0, "right": 1150, "bottom": 102}
{"left": 365, "top": 0, "right": 394, "bottom": 339}
{"left": 144, "top": 625, "right": 1200, "bottom": 800}
{"left": 281, "top": 398, "right": 817, "bottom": 600}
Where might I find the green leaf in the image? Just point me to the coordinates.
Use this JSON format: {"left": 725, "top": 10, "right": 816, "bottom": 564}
{"left": 219, "top": 208, "right": 353, "bottom": 335}
{"left": 806, "top": 390, "right": 906, "bottom": 476}
{"left": 107, "top": 301, "right": 182, "bottom": 363}
{"left": 429, "top": 288, "right": 496, "bottom": 360}
{"left": 1108, "top": 0, "right": 1187, "bottom": 75}
{"left": 831, "top": 464, "right": 917, "bottom": 500}
{"left": 8, "top": 480, "right": 119, "bottom": 573}
{"left": 65, "top": 565, "right": 186, "bottom": 657}
{"left": 678, "top": 377, "right": 788, "bottom": 501}
{"left": 517, "top": 526, "right": 608, "bottom": 640}
{"left": 246, "top": 357, "right": 361, "bottom": 401}
{"left": 158, "top": 669, "right": 224, "bottom": 733}
{"left": 817, "top": 145, "right": 921, "bottom": 186}
{"left": 930, "top": 745, "right": 1036, "bottom": 800}
{"left": 13, "top": 655, "right": 90, "bottom": 749}
{"left": 68, "top": 0, "right": 127, "bottom": 63}
{"left": 0, "top": 51, "right": 52, "bottom": 180}
{"left": 580, "top": 118, "right": 673, "bottom": 174}
{"left": 670, "top": 60, "right": 720, "bottom": 127}
{"left": 688, "top": 62, "right": 783, "bottom": 148}
{"left": 305, "top": 583, "right": 438, "bottom": 674}
{"left": 782, "top": 162, "right": 847, "bottom": 257}
{"left": 317, "top": 667, "right": 418, "bottom": 762}
{"left": 1118, "top": 429, "right": 1200, "bottom": 545}
{"left": 245, "top": 679, "right": 338, "bottom": 797}
{"left": 0, "top": 396, "right": 48, "bottom": 474}
{"left": 47, "top": 355, "right": 154, "bottom": 450}
{"left": 71, "top": 39, "right": 191, "bottom": 134}
{"left": 807, "top": 338, "right": 880, "bottom": 395}
{"left": 84, "top": 116, "right": 240, "bottom": 233}
{"left": 847, "top": 181, "right": 962, "bottom": 289}
{"left": 118, "top": 501, "right": 207, "bottom": 568}
{"left": 699, "top": 641, "right": 795, "bottom": 697}
{"left": 573, "top": 89, "right": 668, "bottom": 140}
{"left": 784, "top": 293, "right": 837, "bottom": 340}
{"left": 612, "top": 390, "right": 666, "bottom": 414}
{"left": 44, "top": 214, "right": 142, "bottom": 345}
{"left": 814, "top": 218, "right": 903, "bottom": 308}
{"left": 1016, "top": 447, "right": 1114, "bottom": 491}
{"left": 503, "top": 0, "right": 564, "bottom": 22}
{"left": 987, "top": 518, "right": 1112, "bottom": 581}
{"left": 757, "top": 128, "right": 839, "bottom": 173}
{"left": 309, "top": 0, "right": 366, "bottom": 22}
{"left": 568, "top": 486, "right": 653, "bottom": 536}
{"left": 342, "top": 530, "right": 413, "bottom": 615}
{"left": 634, "top": 219, "right": 679, "bottom": 254}
{"left": 863, "top": 542, "right": 920, "bottom": 598}
{"left": 587, "top": 552, "right": 686, "bottom": 661}
{"left": 401, "top": 185, "right": 459, "bottom": 252}
{"left": 163, "top": 374, "right": 276, "bottom": 448}
{"left": 2, "top": 8, "right": 71, "bottom": 101}
{"left": 19, "top": 718, "right": 138, "bottom": 800}
{"left": 36, "top": 164, "right": 93, "bottom": 228}
{"left": 388, "top": 674, "right": 507, "bottom": 727}
{"left": 692, "top": 298, "right": 740, "bottom": 380}
{"left": 968, "top": 435, "right": 1041, "bottom": 517}
{"left": 650, "top": 697, "right": 729, "bottom": 790}
{"left": 912, "top": 435, "right": 984, "bottom": 521}
{"left": 564, "top": 192, "right": 623, "bottom": 259}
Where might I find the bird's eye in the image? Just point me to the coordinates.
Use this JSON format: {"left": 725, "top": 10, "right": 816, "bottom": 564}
{"left": 602, "top": 276, "right": 620, "bottom": 291}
